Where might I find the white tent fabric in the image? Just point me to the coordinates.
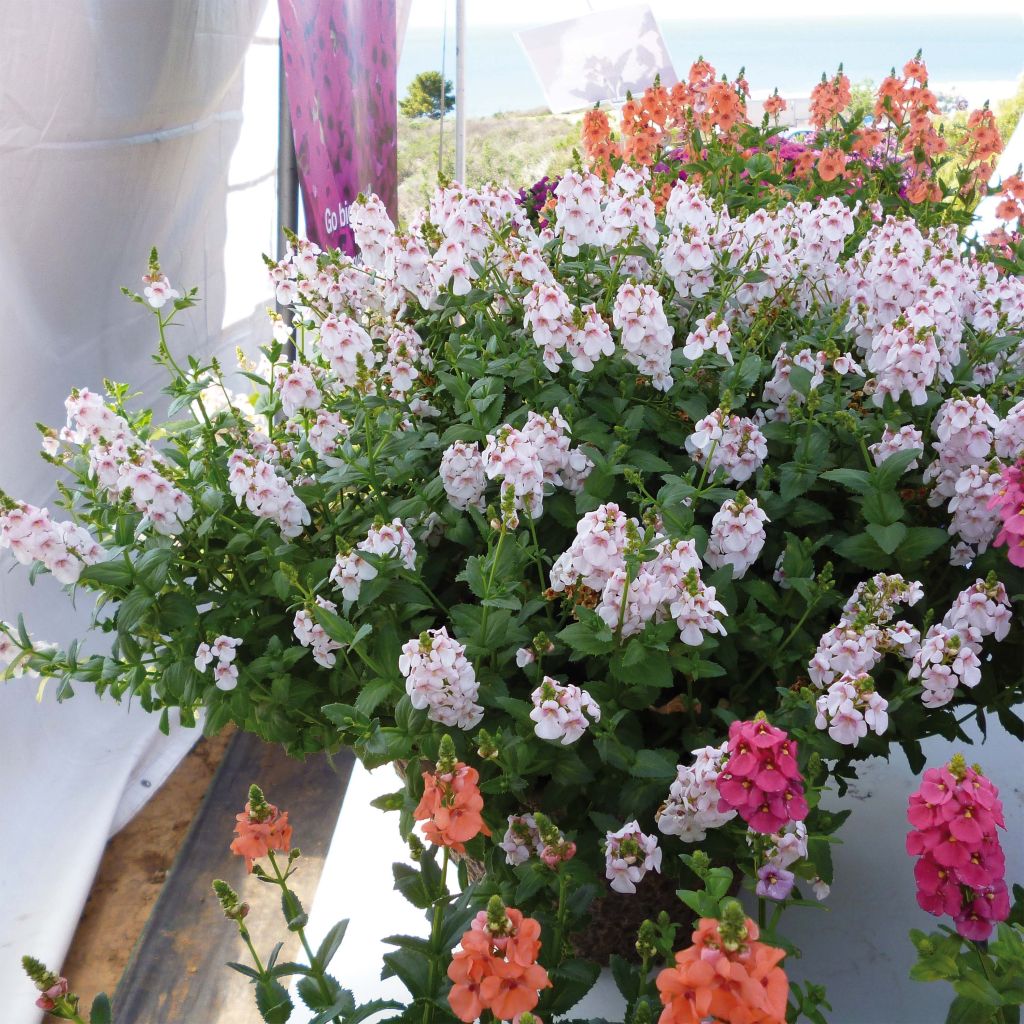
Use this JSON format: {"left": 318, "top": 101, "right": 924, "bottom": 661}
{"left": 0, "top": 1, "right": 279, "bottom": 1017}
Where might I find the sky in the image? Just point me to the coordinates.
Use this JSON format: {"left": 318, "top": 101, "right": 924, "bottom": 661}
{"left": 406, "top": 0, "right": 1024, "bottom": 27}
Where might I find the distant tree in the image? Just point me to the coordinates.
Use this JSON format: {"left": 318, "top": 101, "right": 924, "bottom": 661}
{"left": 400, "top": 71, "right": 455, "bottom": 120}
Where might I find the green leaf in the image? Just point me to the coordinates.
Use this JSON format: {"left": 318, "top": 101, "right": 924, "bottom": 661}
{"left": 952, "top": 972, "right": 1003, "bottom": 1007}
{"left": 117, "top": 586, "right": 154, "bottom": 634}
{"left": 355, "top": 678, "right": 396, "bottom": 716}
{"left": 89, "top": 993, "right": 113, "bottom": 1024}
{"left": 865, "top": 522, "right": 908, "bottom": 555}
{"left": 631, "top": 748, "right": 679, "bottom": 781}
{"left": 340, "top": 999, "right": 406, "bottom": 1024}
{"left": 313, "top": 604, "right": 357, "bottom": 645}
{"left": 897, "top": 527, "right": 951, "bottom": 562}
{"left": 546, "top": 958, "right": 602, "bottom": 1014}
{"left": 819, "top": 468, "right": 874, "bottom": 494}
{"left": 254, "top": 979, "right": 294, "bottom": 1024}
{"left": 315, "top": 919, "right": 350, "bottom": 969}
{"left": 297, "top": 976, "right": 350, "bottom": 1014}
{"left": 78, "top": 559, "right": 133, "bottom": 589}
{"left": 944, "top": 995, "right": 999, "bottom": 1024}
{"left": 832, "top": 532, "right": 888, "bottom": 569}
{"left": 874, "top": 447, "right": 921, "bottom": 489}
{"left": 135, "top": 546, "right": 173, "bottom": 592}
{"left": 557, "top": 620, "right": 615, "bottom": 658}
{"left": 392, "top": 863, "right": 433, "bottom": 909}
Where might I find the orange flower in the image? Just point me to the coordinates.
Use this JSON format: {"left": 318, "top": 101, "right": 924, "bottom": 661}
{"left": 414, "top": 738, "right": 491, "bottom": 854}
{"left": 816, "top": 148, "right": 848, "bottom": 182}
{"left": 851, "top": 127, "right": 883, "bottom": 160}
{"left": 657, "top": 906, "right": 789, "bottom": 1024}
{"left": 792, "top": 150, "right": 816, "bottom": 179}
{"left": 996, "top": 197, "right": 1022, "bottom": 223}
{"left": 448, "top": 898, "right": 552, "bottom": 1023}
{"left": 903, "top": 56, "right": 929, "bottom": 82}
{"left": 809, "top": 71, "right": 851, "bottom": 129}
{"left": 1003, "top": 175, "right": 1024, "bottom": 202}
{"left": 230, "top": 784, "right": 293, "bottom": 873}
{"left": 763, "top": 93, "right": 787, "bottom": 118}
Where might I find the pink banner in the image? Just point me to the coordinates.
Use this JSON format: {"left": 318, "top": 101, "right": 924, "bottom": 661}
{"left": 279, "top": 0, "right": 398, "bottom": 252}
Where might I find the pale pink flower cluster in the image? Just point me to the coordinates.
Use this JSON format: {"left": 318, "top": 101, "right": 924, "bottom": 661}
{"left": 349, "top": 193, "right": 394, "bottom": 272}
{"left": 275, "top": 361, "right": 322, "bottom": 417}
{"left": 398, "top": 626, "right": 482, "bottom": 730}
{"left": 194, "top": 635, "right": 242, "bottom": 691}
{"left": 529, "top": 676, "right": 600, "bottom": 744}
{"left": 500, "top": 814, "right": 544, "bottom": 866}
{"left": 293, "top": 597, "right": 342, "bottom": 668}
{"left": 704, "top": 495, "right": 769, "bottom": 579}
{"left": 227, "top": 450, "right": 309, "bottom": 538}
{"left": 552, "top": 170, "right": 604, "bottom": 255}
{"left": 65, "top": 389, "right": 195, "bottom": 536}
{"left": 315, "top": 314, "right": 377, "bottom": 387}
{"left": 605, "top": 820, "right": 662, "bottom": 895}
{"left": 909, "top": 625, "right": 982, "bottom": 708}
{"left": 941, "top": 578, "right": 1012, "bottom": 653}
{"left": 682, "top": 313, "right": 733, "bottom": 365}
{"left": 523, "top": 280, "right": 576, "bottom": 372}
{"left": 994, "top": 400, "right": 1024, "bottom": 461}
{"left": 922, "top": 396, "right": 1009, "bottom": 559}
{"left": 550, "top": 503, "right": 728, "bottom": 645}
{"left": 761, "top": 346, "right": 824, "bottom": 412}
{"left": 685, "top": 409, "right": 768, "bottom": 484}
{"left": 330, "top": 519, "right": 416, "bottom": 602}
{"left": 439, "top": 441, "right": 487, "bottom": 511}
{"left": 612, "top": 281, "right": 673, "bottom": 390}
{"left": 523, "top": 284, "right": 617, "bottom": 375}
{"left": 870, "top": 424, "right": 924, "bottom": 469}
{"left": 142, "top": 271, "right": 180, "bottom": 309}
{"left": 307, "top": 410, "right": 350, "bottom": 458}
{"left": 656, "top": 743, "right": 736, "bottom": 842}
{"left": 866, "top": 317, "right": 943, "bottom": 406}
{"left": 478, "top": 409, "right": 591, "bottom": 522}
{"left": 599, "top": 164, "right": 658, "bottom": 249}
{"left": 946, "top": 465, "right": 1004, "bottom": 553}
{"left": 809, "top": 574, "right": 924, "bottom": 690}
{"left": 814, "top": 673, "right": 889, "bottom": 746}
{"left": 0, "top": 503, "right": 103, "bottom": 585}
{"left": 383, "top": 325, "right": 432, "bottom": 396}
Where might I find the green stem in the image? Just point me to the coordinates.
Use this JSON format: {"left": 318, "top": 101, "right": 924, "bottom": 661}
{"left": 551, "top": 870, "right": 570, "bottom": 970}
{"left": 478, "top": 527, "right": 507, "bottom": 648}
{"left": 757, "top": 896, "right": 767, "bottom": 931}
{"left": 422, "top": 848, "right": 451, "bottom": 1024}
{"left": 240, "top": 926, "right": 267, "bottom": 978}
{"left": 268, "top": 852, "right": 339, "bottom": 1017}
{"left": 970, "top": 941, "right": 1006, "bottom": 1024}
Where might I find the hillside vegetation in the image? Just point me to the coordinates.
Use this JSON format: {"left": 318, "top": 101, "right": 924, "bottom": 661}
{"left": 397, "top": 109, "right": 579, "bottom": 225}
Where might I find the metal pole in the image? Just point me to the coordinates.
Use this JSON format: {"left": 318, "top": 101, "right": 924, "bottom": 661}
{"left": 277, "top": 43, "right": 299, "bottom": 261}
{"left": 455, "top": 0, "right": 465, "bottom": 183}
{"left": 438, "top": 0, "right": 448, "bottom": 177}
{"left": 277, "top": 39, "right": 299, "bottom": 345}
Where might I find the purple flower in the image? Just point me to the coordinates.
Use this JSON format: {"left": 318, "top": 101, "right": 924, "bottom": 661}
{"left": 756, "top": 863, "right": 795, "bottom": 901}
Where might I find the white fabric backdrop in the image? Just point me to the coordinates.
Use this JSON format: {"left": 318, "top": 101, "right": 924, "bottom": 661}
{"left": 0, "top": 2, "right": 279, "bottom": 1018}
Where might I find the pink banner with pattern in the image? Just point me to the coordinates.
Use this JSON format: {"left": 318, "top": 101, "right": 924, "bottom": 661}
{"left": 278, "top": 0, "right": 397, "bottom": 251}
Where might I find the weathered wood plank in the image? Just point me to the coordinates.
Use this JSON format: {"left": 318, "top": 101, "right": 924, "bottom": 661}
{"left": 114, "top": 730, "right": 352, "bottom": 1023}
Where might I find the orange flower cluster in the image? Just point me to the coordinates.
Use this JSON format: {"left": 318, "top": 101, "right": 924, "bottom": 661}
{"left": 581, "top": 61, "right": 750, "bottom": 176}
{"left": 448, "top": 897, "right": 552, "bottom": 1022}
{"left": 656, "top": 906, "right": 789, "bottom": 1024}
{"left": 809, "top": 71, "right": 851, "bottom": 130}
{"left": 582, "top": 108, "right": 617, "bottom": 178}
{"left": 413, "top": 738, "right": 491, "bottom": 854}
{"left": 994, "top": 175, "right": 1024, "bottom": 225}
{"left": 762, "top": 92, "right": 787, "bottom": 119}
{"left": 230, "top": 784, "right": 293, "bottom": 873}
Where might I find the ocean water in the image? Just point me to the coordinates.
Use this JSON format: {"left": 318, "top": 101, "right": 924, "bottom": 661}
{"left": 399, "top": 15, "right": 1024, "bottom": 118}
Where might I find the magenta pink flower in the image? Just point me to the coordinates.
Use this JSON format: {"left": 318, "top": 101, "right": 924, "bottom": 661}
{"left": 716, "top": 718, "right": 808, "bottom": 835}
{"left": 906, "top": 755, "right": 1009, "bottom": 940}
{"left": 988, "top": 459, "right": 1024, "bottom": 567}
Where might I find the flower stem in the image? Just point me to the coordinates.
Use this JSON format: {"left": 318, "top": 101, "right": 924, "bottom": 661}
{"left": 422, "top": 847, "right": 451, "bottom": 1024}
